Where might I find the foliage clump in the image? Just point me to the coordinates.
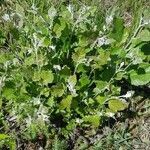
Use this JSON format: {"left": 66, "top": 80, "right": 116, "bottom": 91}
{"left": 0, "top": 0, "right": 149, "bottom": 149}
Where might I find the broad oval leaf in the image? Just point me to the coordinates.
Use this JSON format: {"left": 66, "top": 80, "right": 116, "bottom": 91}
{"left": 108, "top": 99, "right": 128, "bottom": 112}
{"left": 51, "top": 84, "right": 65, "bottom": 97}
{"left": 40, "top": 70, "right": 54, "bottom": 85}
{"left": 130, "top": 71, "right": 150, "bottom": 86}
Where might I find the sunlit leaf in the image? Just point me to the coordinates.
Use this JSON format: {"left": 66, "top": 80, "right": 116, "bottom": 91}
{"left": 95, "top": 96, "right": 106, "bottom": 105}
{"left": 40, "top": 88, "right": 50, "bottom": 97}
{"left": 51, "top": 84, "right": 65, "bottom": 97}
{"left": 0, "top": 134, "right": 9, "bottom": 140}
{"left": 130, "top": 71, "right": 150, "bottom": 86}
{"left": 83, "top": 115, "right": 100, "bottom": 127}
{"left": 40, "top": 70, "right": 54, "bottom": 85}
{"left": 33, "top": 71, "right": 41, "bottom": 82}
{"left": 108, "top": 99, "right": 128, "bottom": 112}
{"left": 48, "top": 6, "right": 57, "bottom": 19}
{"left": 137, "top": 29, "right": 150, "bottom": 42}
{"left": 68, "top": 75, "right": 77, "bottom": 87}
{"left": 2, "top": 88, "right": 16, "bottom": 100}
{"left": 59, "top": 95, "right": 72, "bottom": 111}
{"left": 46, "top": 97, "right": 55, "bottom": 107}
{"left": 53, "top": 18, "right": 66, "bottom": 38}
{"left": 92, "top": 49, "right": 110, "bottom": 68}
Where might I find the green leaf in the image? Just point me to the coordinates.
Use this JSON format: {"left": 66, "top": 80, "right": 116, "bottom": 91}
{"left": 110, "top": 85, "right": 121, "bottom": 95}
{"left": 59, "top": 95, "right": 72, "bottom": 111}
{"left": 40, "top": 88, "right": 50, "bottom": 97}
{"left": 48, "top": 6, "right": 57, "bottom": 19}
{"left": 0, "top": 134, "right": 9, "bottom": 140}
{"left": 0, "top": 134, "right": 16, "bottom": 150}
{"left": 111, "top": 48, "right": 126, "bottom": 57}
{"left": 46, "top": 97, "right": 55, "bottom": 107}
{"left": 53, "top": 18, "right": 66, "bottom": 38}
{"left": 43, "top": 37, "right": 51, "bottom": 47}
{"left": 68, "top": 75, "right": 77, "bottom": 87}
{"left": 78, "top": 74, "right": 90, "bottom": 88}
{"left": 96, "top": 81, "right": 108, "bottom": 89}
{"left": 108, "top": 99, "right": 128, "bottom": 112}
{"left": 33, "top": 71, "right": 41, "bottom": 82}
{"left": 8, "top": 139, "right": 16, "bottom": 150}
{"left": 24, "top": 55, "right": 35, "bottom": 66}
{"left": 61, "top": 6, "right": 72, "bottom": 21}
{"left": 78, "top": 35, "right": 89, "bottom": 47}
{"left": 83, "top": 115, "right": 100, "bottom": 127}
{"left": 111, "top": 17, "right": 124, "bottom": 42}
{"left": 130, "top": 71, "right": 150, "bottom": 86}
{"left": 126, "top": 48, "right": 146, "bottom": 64}
{"left": 76, "top": 64, "right": 87, "bottom": 73}
{"left": 37, "top": 54, "right": 48, "bottom": 67}
{"left": 16, "top": 4, "right": 24, "bottom": 17}
{"left": 93, "top": 80, "right": 108, "bottom": 94}
{"left": 115, "top": 72, "right": 125, "bottom": 80}
{"left": 66, "top": 119, "right": 76, "bottom": 131}
{"left": 40, "top": 70, "right": 54, "bottom": 85}
{"left": 92, "top": 49, "right": 110, "bottom": 69}
{"left": 72, "top": 48, "right": 86, "bottom": 63}
{"left": 2, "top": 88, "right": 16, "bottom": 100}
{"left": 139, "top": 63, "right": 150, "bottom": 73}
{"left": 0, "top": 53, "right": 13, "bottom": 64}
{"left": 137, "top": 29, "right": 150, "bottom": 42}
{"left": 33, "top": 70, "right": 54, "bottom": 85}
{"left": 95, "top": 96, "right": 106, "bottom": 105}
{"left": 88, "top": 98, "right": 95, "bottom": 105}
{"left": 51, "top": 84, "right": 65, "bottom": 97}
{"left": 60, "top": 65, "right": 71, "bottom": 78}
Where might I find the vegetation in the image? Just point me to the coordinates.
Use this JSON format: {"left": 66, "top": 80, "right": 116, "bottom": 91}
{"left": 0, "top": 0, "right": 149, "bottom": 149}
